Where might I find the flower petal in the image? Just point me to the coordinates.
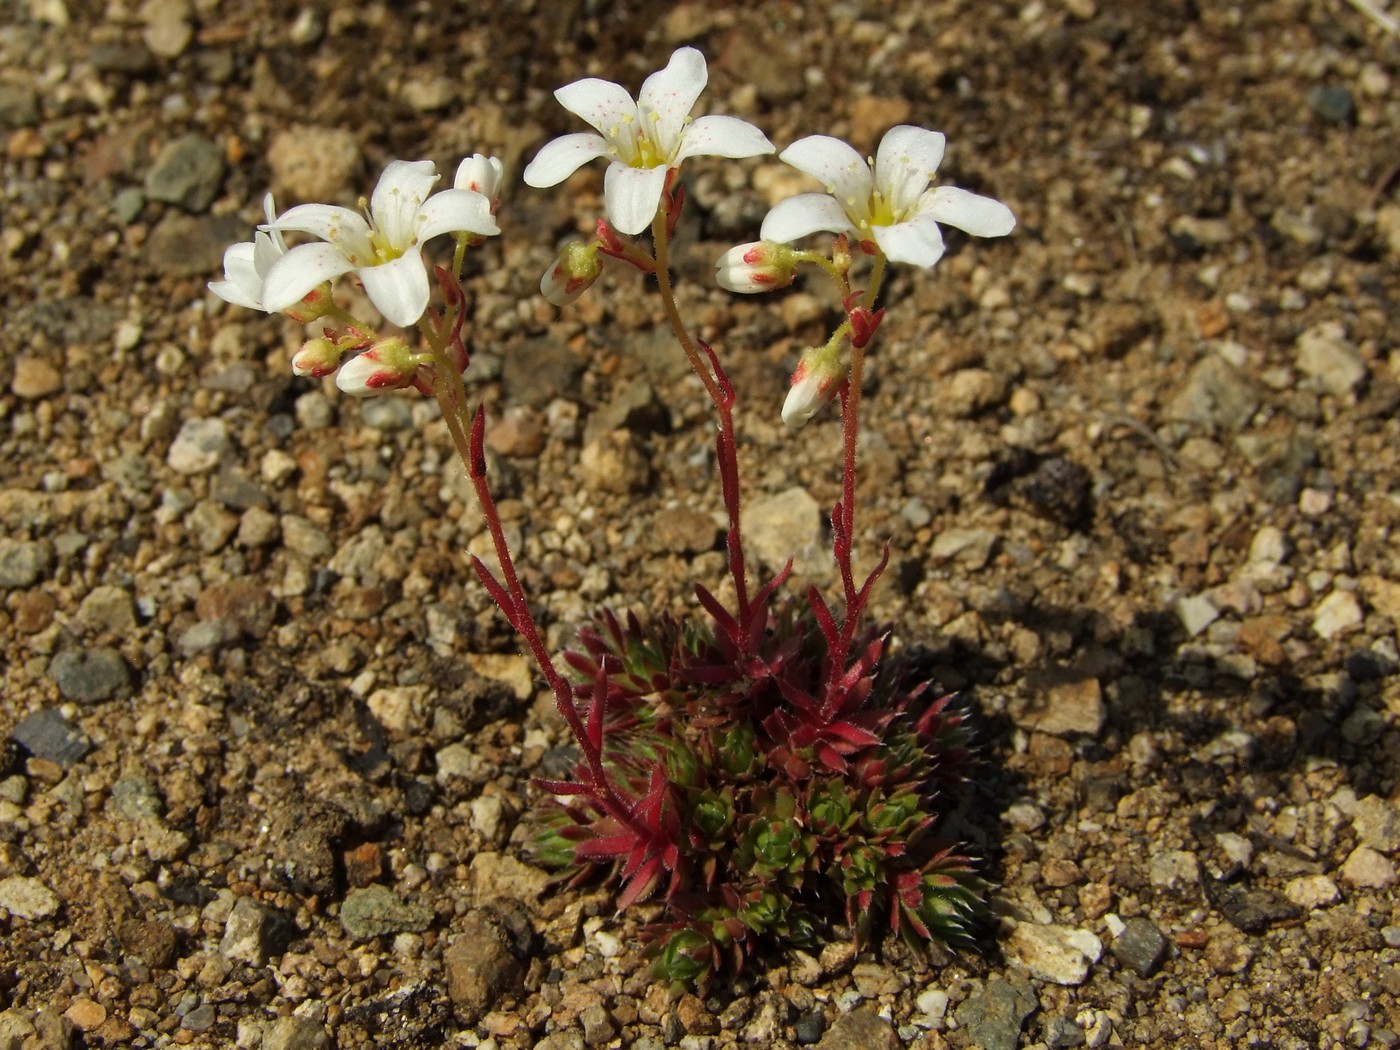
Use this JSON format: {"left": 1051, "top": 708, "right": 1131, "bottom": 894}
{"left": 417, "top": 188, "right": 500, "bottom": 241}
{"left": 358, "top": 249, "right": 431, "bottom": 328}
{"left": 871, "top": 216, "right": 946, "bottom": 268}
{"left": 454, "top": 154, "right": 503, "bottom": 198}
{"left": 604, "top": 163, "right": 669, "bottom": 236}
{"left": 261, "top": 242, "right": 354, "bottom": 314}
{"left": 778, "top": 135, "right": 873, "bottom": 215}
{"left": 760, "top": 193, "right": 858, "bottom": 244}
{"left": 554, "top": 77, "right": 640, "bottom": 139}
{"left": 371, "top": 160, "right": 438, "bottom": 250}
{"left": 523, "top": 132, "right": 612, "bottom": 187}
{"left": 209, "top": 242, "right": 261, "bottom": 309}
{"left": 919, "top": 186, "right": 1017, "bottom": 238}
{"left": 874, "top": 125, "right": 945, "bottom": 213}
{"left": 269, "top": 203, "right": 368, "bottom": 245}
{"left": 251, "top": 230, "right": 284, "bottom": 279}
{"left": 637, "top": 46, "right": 707, "bottom": 158}
{"left": 674, "top": 115, "right": 774, "bottom": 165}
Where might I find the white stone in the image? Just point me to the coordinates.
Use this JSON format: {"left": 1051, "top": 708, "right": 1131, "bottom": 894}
{"left": 1176, "top": 593, "right": 1219, "bottom": 637}
{"left": 0, "top": 876, "right": 60, "bottom": 920}
{"left": 1313, "top": 589, "right": 1363, "bottom": 641}
{"left": 1004, "top": 922, "right": 1102, "bottom": 985}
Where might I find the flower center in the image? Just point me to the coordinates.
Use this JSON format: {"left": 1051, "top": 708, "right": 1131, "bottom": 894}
{"left": 608, "top": 111, "right": 667, "bottom": 169}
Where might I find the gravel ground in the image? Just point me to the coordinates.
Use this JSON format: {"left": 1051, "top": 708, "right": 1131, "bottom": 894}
{"left": 3, "top": 1, "right": 1400, "bottom": 1048}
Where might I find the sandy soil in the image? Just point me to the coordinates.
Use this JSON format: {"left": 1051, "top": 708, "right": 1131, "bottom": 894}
{"left": 2, "top": 1, "right": 1399, "bottom": 1047}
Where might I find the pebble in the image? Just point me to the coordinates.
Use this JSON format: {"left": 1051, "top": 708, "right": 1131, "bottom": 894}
{"left": 1176, "top": 592, "right": 1220, "bottom": 637}
{"left": 262, "top": 1016, "right": 330, "bottom": 1050}
{"left": 0, "top": 539, "right": 53, "bottom": 588}
{"left": 1015, "top": 675, "right": 1105, "bottom": 737}
{"left": 144, "top": 134, "right": 225, "bottom": 212}
{"left": 1306, "top": 84, "right": 1355, "bottom": 125}
{"left": 11, "top": 708, "right": 91, "bottom": 767}
{"left": 221, "top": 896, "right": 283, "bottom": 966}
{"left": 268, "top": 125, "right": 361, "bottom": 200}
{"left": 339, "top": 885, "right": 433, "bottom": 941}
{"left": 1352, "top": 796, "right": 1400, "bottom": 852}
{"left": 580, "top": 1003, "right": 617, "bottom": 1046}
{"left": 281, "top": 515, "right": 333, "bottom": 560}
{"left": 931, "top": 527, "right": 998, "bottom": 569}
{"left": 745, "top": 486, "right": 827, "bottom": 578}
{"left": 48, "top": 647, "right": 133, "bottom": 703}
{"left": 1296, "top": 321, "right": 1366, "bottom": 396}
{"left": 1005, "top": 922, "right": 1103, "bottom": 985}
{"left": 361, "top": 397, "right": 414, "bottom": 432}
{"left": 167, "top": 418, "right": 230, "bottom": 474}
{"left": 794, "top": 1011, "right": 825, "bottom": 1044}
{"left": 814, "top": 1008, "right": 898, "bottom": 1049}
{"left": 583, "top": 378, "right": 669, "bottom": 446}
{"left": 1167, "top": 355, "right": 1259, "bottom": 430}
{"left": 468, "top": 852, "right": 549, "bottom": 904}
{"left": 1111, "top": 916, "right": 1170, "bottom": 977}
{"left": 915, "top": 987, "right": 949, "bottom": 1024}
{"left": 942, "top": 368, "right": 1009, "bottom": 418}
{"left": 0, "top": 875, "right": 61, "bottom": 920}
{"left": 238, "top": 506, "right": 280, "bottom": 547}
{"left": 178, "top": 618, "right": 239, "bottom": 655}
{"left": 0, "top": 84, "right": 39, "bottom": 128}
{"left": 1045, "top": 1016, "right": 1088, "bottom": 1049}
{"left": 11, "top": 357, "right": 62, "bottom": 399}
{"left": 955, "top": 976, "right": 1038, "bottom": 1050}
{"left": 63, "top": 1000, "right": 106, "bottom": 1033}
{"left": 147, "top": 213, "right": 248, "bottom": 276}
{"left": 76, "top": 585, "right": 137, "bottom": 634}
{"left": 1149, "top": 849, "right": 1200, "bottom": 891}
{"left": 444, "top": 911, "right": 527, "bottom": 1024}
{"left": 1284, "top": 874, "right": 1340, "bottom": 909}
{"left": 1338, "top": 845, "right": 1394, "bottom": 890}
{"left": 1313, "top": 589, "right": 1363, "bottom": 641}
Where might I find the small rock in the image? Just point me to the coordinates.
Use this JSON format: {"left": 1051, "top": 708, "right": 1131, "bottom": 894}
{"left": 1167, "top": 354, "right": 1259, "bottom": 430}
{"left": 1202, "top": 874, "right": 1301, "bottom": 933}
{"left": 1313, "top": 589, "right": 1363, "bottom": 641}
{"left": 281, "top": 515, "right": 333, "bottom": 560}
{"left": 144, "top": 134, "right": 225, "bottom": 212}
{"left": 1284, "top": 874, "right": 1340, "bottom": 909}
{"left": 1004, "top": 923, "right": 1103, "bottom": 986}
{"left": 1353, "top": 795, "right": 1400, "bottom": 852}
{"left": 1014, "top": 675, "right": 1104, "bottom": 737}
{"left": 942, "top": 368, "right": 1008, "bottom": 417}
{"left": 580, "top": 1003, "right": 617, "bottom": 1046}
{"left": 1149, "top": 849, "right": 1200, "bottom": 891}
{"left": 1306, "top": 84, "right": 1355, "bottom": 125}
{"left": 63, "top": 999, "right": 106, "bottom": 1033}
{"left": 746, "top": 486, "right": 826, "bottom": 578}
{"left": 652, "top": 507, "right": 719, "bottom": 554}
{"left": 1176, "top": 593, "right": 1220, "bottom": 637}
{"left": 268, "top": 125, "right": 361, "bottom": 201}
{"left": 340, "top": 885, "right": 433, "bottom": 941}
{"left": 119, "top": 918, "right": 179, "bottom": 969}
{"left": 1297, "top": 321, "right": 1366, "bottom": 396}
{"left": 11, "top": 709, "right": 91, "bottom": 767}
{"left": 76, "top": 585, "right": 137, "bottom": 634}
{"left": 178, "top": 619, "right": 239, "bottom": 655}
{"left": 583, "top": 379, "right": 670, "bottom": 446}
{"left": 931, "top": 527, "right": 998, "bottom": 569}
{"left": 146, "top": 213, "right": 248, "bottom": 276}
{"left": 955, "top": 976, "right": 1038, "bottom": 1050}
{"left": 221, "top": 896, "right": 287, "bottom": 966}
{"left": 167, "top": 418, "right": 230, "bottom": 474}
{"left": 0, "top": 539, "right": 53, "bottom": 588}
{"left": 263, "top": 1015, "right": 330, "bottom": 1050}
{"left": 444, "top": 910, "right": 528, "bottom": 1024}
{"left": 579, "top": 430, "right": 651, "bottom": 493}
{"left": 815, "top": 1007, "right": 899, "bottom": 1049}
{"left": 0, "top": 876, "right": 61, "bottom": 920}
{"left": 1341, "top": 846, "right": 1397, "bottom": 889}
{"left": 11, "top": 357, "right": 62, "bottom": 399}
{"left": 486, "top": 405, "right": 546, "bottom": 457}
{"left": 0, "top": 84, "right": 40, "bottom": 129}
{"left": 360, "top": 397, "right": 414, "bottom": 432}
{"left": 48, "top": 647, "right": 133, "bottom": 703}
{"left": 1045, "top": 1016, "right": 1087, "bottom": 1049}
{"left": 1111, "top": 916, "right": 1171, "bottom": 977}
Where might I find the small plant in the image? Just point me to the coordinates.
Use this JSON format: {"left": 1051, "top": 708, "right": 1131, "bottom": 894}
{"left": 209, "top": 46, "right": 1014, "bottom": 984}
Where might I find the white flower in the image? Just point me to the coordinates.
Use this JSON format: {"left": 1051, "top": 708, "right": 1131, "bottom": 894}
{"left": 209, "top": 193, "right": 287, "bottom": 311}
{"left": 761, "top": 125, "right": 1015, "bottom": 268}
{"left": 261, "top": 160, "right": 500, "bottom": 328}
{"left": 523, "top": 46, "right": 774, "bottom": 236}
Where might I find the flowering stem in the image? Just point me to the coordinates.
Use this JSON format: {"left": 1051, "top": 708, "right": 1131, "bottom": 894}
{"left": 822, "top": 253, "right": 889, "bottom": 715}
{"left": 419, "top": 312, "right": 643, "bottom": 834}
{"left": 651, "top": 206, "right": 751, "bottom": 627}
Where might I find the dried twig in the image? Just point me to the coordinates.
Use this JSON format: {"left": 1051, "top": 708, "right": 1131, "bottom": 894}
{"left": 1344, "top": 0, "right": 1400, "bottom": 36}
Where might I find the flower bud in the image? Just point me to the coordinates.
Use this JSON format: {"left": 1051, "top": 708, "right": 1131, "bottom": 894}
{"left": 454, "top": 154, "right": 504, "bottom": 213}
{"left": 335, "top": 338, "right": 423, "bottom": 397}
{"left": 283, "top": 284, "right": 335, "bottom": 324}
{"left": 714, "top": 241, "right": 799, "bottom": 294}
{"left": 291, "top": 336, "right": 345, "bottom": 378}
{"left": 540, "top": 242, "right": 602, "bottom": 306}
{"left": 782, "top": 346, "right": 843, "bottom": 429}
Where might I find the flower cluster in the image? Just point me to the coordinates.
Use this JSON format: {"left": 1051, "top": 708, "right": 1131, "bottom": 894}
{"left": 209, "top": 45, "right": 1016, "bottom": 985}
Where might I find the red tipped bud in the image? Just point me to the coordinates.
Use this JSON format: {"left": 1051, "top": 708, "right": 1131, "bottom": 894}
{"left": 715, "top": 241, "right": 800, "bottom": 294}
{"left": 335, "top": 337, "right": 424, "bottom": 397}
{"left": 291, "top": 336, "right": 344, "bottom": 378}
{"left": 782, "top": 345, "right": 844, "bottom": 429}
{"left": 540, "top": 242, "right": 603, "bottom": 306}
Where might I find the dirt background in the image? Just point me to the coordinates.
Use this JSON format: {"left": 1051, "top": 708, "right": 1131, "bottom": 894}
{"left": 2, "top": 0, "right": 1400, "bottom": 1047}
